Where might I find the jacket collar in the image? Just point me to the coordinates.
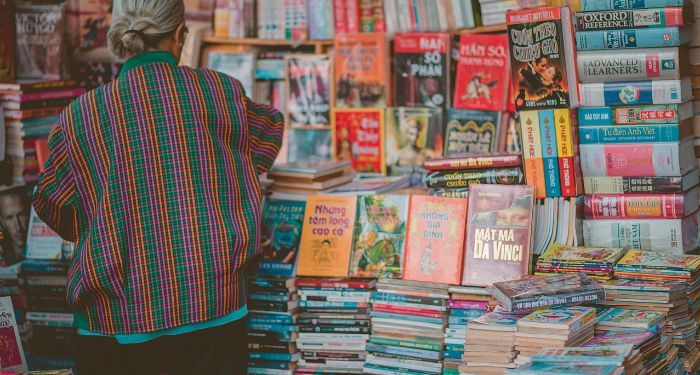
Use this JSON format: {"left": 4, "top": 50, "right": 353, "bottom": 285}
{"left": 120, "top": 51, "right": 177, "bottom": 76}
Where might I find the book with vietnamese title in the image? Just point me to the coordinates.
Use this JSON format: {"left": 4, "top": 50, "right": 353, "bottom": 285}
{"left": 258, "top": 199, "right": 306, "bottom": 277}
{"left": 424, "top": 152, "right": 523, "bottom": 172}
{"left": 578, "top": 102, "right": 693, "bottom": 125}
{"left": 332, "top": 108, "right": 384, "bottom": 174}
{"left": 582, "top": 169, "right": 700, "bottom": 194}
{"left": 286, "top": 54, "right": 332, "bottom": 128}
{"left": 583, "top": 189, "right": 699, "bottom": 219}
{"left": 393, "top": 33, "right": 451, "bottom": 109}
{"left": 453, "top": 33, "right": 510, "bottom": 111}
{"left": 425, "top": 168, "right": 525, "bottom": 189}
{"left": 334, "top": 32, "right": 388, "bottom": 108}
{"left": 385, "top": 107, "right": 443, "bottom": 184}
{"left": 444, "top": 109, "right": 502, "bottom": 155}
{"left": 583, "top": 215, "right": 699, "bottom": 253}
{"left": 578, "top": 139, "right": 696, "bottom": 177}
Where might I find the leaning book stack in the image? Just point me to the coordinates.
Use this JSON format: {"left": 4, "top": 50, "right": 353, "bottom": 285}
{"left": 574, "top": 0, "right": 699, "bottom": 253}
{"left": 534, "top": 243, "right": 628, "bottom": 281}
{"left": 584, "top": 328, "right": 672, "bottom": 373}
{"left": 460, "top": 308, "right": 523, "bottom": 374}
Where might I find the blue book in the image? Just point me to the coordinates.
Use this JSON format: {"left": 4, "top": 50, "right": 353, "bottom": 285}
{"left": 258, "top": 199, "right": 306, "bottom": 277}
{"left": 445, "top": 344, "right": 464, "bottom": 352}
{"left": 248, "top": 352, "right": 299, "bottom": 362}
{"left": 249, "top": 293, "right": 292, "bottom": 302}
{"left": 298, "top": 300, "right": 363, "bottom": 309}
{"left": 365, "top": 342, "right": 442, "bottom": 361}
{"left": 579, "top": 78, "right": 691, "bottom": 107}
{"left": 247, "top": 316, "right": 295, "bottom": 325}
{"left": 578, "top": 102, "right": 692, "bottom": 126}
{"left": 247, "top": 360, "right": 294, "bottom": 370}
{"left": 580, "top": 0, "right": 685, "bottom": 11}
{"left": 448, "top": 323, "right": 468, "bottom": 330}
{"left": 246, "top": 323, "right": 298, "bottom": 333}
{"left": 579, "top": 123, "right": 688, "bottom": 143}
{"left": 508, "top": 362, "right": 624, "bottom": 375}
{"left": 448, "top": 316, "right": 476, "bottom": 325}
{"left": 539, "top": 110, "right": 562, "bottom": 197}
{"left": 576, "top": 27, "right": 690, "bottom": 50}
{"left": 449, "top": 309, "right": 487, "bottom": 319}
{"left": 443, "top": 350, "right": 463, "bottom": 359}
{"left": 248, "top": 312, "right": 295, "bottom": 324}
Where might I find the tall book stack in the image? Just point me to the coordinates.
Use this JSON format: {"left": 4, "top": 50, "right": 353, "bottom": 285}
{"left": 460, "top": 308, "right": 522, "bottom": 374}
{"left": 0, "top": 80, "right": 84, "bottom": 184}
{"left": 574, "top": 0, "right": 699, "bottom": 254}
{"left": 534, "top": 243, "right": 628, "bottom": 281}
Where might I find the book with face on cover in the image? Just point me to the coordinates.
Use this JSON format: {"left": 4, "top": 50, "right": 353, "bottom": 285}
{"left": 15, "top": 2, "right": 65, "bottom": 81}
{"left": 0, "top": 296, "right": 27, "bottom": 371}
{"left": 462, "top": 184, "right": 535, "bottom": 287}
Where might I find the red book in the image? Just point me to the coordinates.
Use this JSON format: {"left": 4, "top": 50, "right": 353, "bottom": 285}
{"left": 371, "top": 303, "right": 444, "bottom": 318}
{"left": 4, "top": 107, "right": 64, "bottom": 120}
{"left": 584, "top": 189, "right": 697, "bottom": 219}
{"left": 423, "top": 152, "right": 523, "bottom": 172}
{"left": 294, "top": 278, "right": 376, "bottom": 289}
{"left": 448, "top": 300, "right": 490, "bottom": 310}
{"left": 0, "top": 79, "right": 77, "bottom": 94}
{"left": 35, "top": 138, "right": 49, "bottom": 173}
{"left": 333, "top": 0, "right": 348, "bottom": 33}
{"left": 453, "top": 33, "right": 510, "bottom": 111}
{"left": 462, "top": 184, "right": 535, "bottom": 287}
{"left": 0, "top": 297, "right": 26, "bottom": 371}
{"left": 345, "top": 0, "right": 361, "bottom": 33}
{"left": 332, "top": 108, "right": 385, "bottom": 174}
{"left": 403, "top": 196, "right": 468, "bottom": 285}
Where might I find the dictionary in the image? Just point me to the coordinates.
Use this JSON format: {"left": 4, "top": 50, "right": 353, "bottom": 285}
{"left": 576, "top": 27, "right": 691, "bottom": 50}
{"left": 577, "top": 47, "right": 689, "bottom": 84}
{"left": 580, "top": 0, "right": 686, "bottom": 11}
{"left": 582, "top": 169, "right": 700, "bottom": 194}
{"left": 578, "top": 121, "right": 693, "bottom": 144}
{"left": 579, "top": 139, "right": 696, "bottom": 177}
{"left": 574, "top": 7, "right": 693, "bottom": 31}
{"left": 579, "top": 78, "right": 692, "bottom": 106}
{"left": 583, "top": 188, "right": 699, "bottom": 219}
{"left": 578, "top": 102, "right": 693, "bottom": 125}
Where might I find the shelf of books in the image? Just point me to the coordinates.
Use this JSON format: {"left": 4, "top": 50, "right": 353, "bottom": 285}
{"left": 2, "top": 0, "right": 700, "bottom": 374}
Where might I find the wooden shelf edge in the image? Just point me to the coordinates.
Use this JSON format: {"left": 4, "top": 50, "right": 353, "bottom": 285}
{"left": 457, "top": 24, "right": 507, "bottom": 34}
{"left": 202, "top": 36, "right": 334, "bottom": 47}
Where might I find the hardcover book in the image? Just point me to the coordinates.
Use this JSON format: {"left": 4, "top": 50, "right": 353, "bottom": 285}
{"left": 575, "top": 7, "right": 692, "bottom": 31}
{"left": 582, "top": 169, "right": 700, "bottom": 194}
{"left": 578, "top": 122, "right": 693, "bottom": 144}
{"left": 349, "top": 195, "right": 408, "bottom": 278}
{"left": 394, "top": 33, "right": 451, "bottom": 109}
{"left": 286, "top": 54, "right": 332, "bottom": 128}
{"left": 584, "top": 189, "right": 698, "bottom": 219}
{"left": 296, "top": 196, "right": 358, "bottom": 277}
{"left": 385, "top": 107, "right": 443, "bottom": 183}
{"left": 453, "top": 33, "right": 510, "bottom": 111}
{"left": 577, "top": 47, "right": 688, "bottom": 84}
{"left": 579, "top": 78, "right": 692, "bottom": 107}
{"left": 0, "top": 296, "right": 26, "bottom": 371}
{"left": 259, "top": 199, "right": 306, "bottom": 277}
{"left": 578, "top": 102, "right": 693, "bottom": 126}
{"left": 0, "top": 0, "right": 15, "bottom": 82}
{"left": 334, "top": 32, "right": 388, "bottom": 108}
{"left": 402, "top": 196, "right": 468, "bottom": 285}
{"left": 425, "top": 168, "right": 525, "bottom": 189}
{"left": 576, "top": 27, "right": 691, "bottom": 50}
{"left": 581, "top": 0, "right": 685, "bottom": 12}
{"left": 507, "top": 7, "right": 579, "bottom": 110}
{"left": 579, "top": 139, "right": 695, "bottom": 177}
{"left": 583, "top": 215, "right": 699, "bottom": 253}
{"left": 424, "top": 152, "right": 522, "bottom": 172}
{"left": 15, "top": 2, "right": 65, "bottom": 80}
{"left": 444, "top": 109, "right": 501, "bottom": 156}
{"left": 462, "top": 184, "right": 535, "bottom": 287}
{"left": 332, "top": 108, "right": 385, "bottom": 174}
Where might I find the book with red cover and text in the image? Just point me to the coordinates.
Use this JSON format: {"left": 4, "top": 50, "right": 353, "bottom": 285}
{"left": 403, "top": 195, "right": 468, "bottom": 285}
{"left": 332, "top": 108, "right": 385, "bottom": 174}
{"left": 584, "top": 188, "right": 698, "bottom": 219}
{"left": 335, "top": 32, "right": 388, "bottom": 108}
{"left": 453, "top": 33, "right": 510, "bottom": 111}
{"left": 0, "top": 296, "right": 27, "bottom": 372}
{"left": 394, "top": 33, "right": 451, "bottom": 109}
{"left": 424, "top": 152, "right": 523, "bottom": 172}
{"left": 462, "top": 184, "right": 535, "bottom": 287}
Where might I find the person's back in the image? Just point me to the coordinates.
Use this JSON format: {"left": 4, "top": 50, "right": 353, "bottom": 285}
{"left": 32, "top": 0, "right": 283, "bottom": 373}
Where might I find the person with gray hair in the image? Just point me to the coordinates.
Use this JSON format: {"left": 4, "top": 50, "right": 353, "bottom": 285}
{"left": 32, "top": 0, "right": 284, "bottom": 373}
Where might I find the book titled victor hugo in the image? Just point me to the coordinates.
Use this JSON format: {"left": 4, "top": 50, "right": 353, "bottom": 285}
{"left": 15, "top": 2, "right": 65, "bottom": 80}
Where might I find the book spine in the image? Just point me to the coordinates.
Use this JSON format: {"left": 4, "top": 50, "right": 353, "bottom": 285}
{"left": 578, "top": 104, "right": 684, "bottom": 125}
{"left": 369, "top": 336, "right": 443, "bottom": 351}
{"left": 423, "top": 155, "right": 522, "bottom": 171}
{"left": 579, "top": 79, "right": 688, "bottom": 106}
{"left": 576, "top": 28, "right": 685, "bottom": 50}
{"left": 520, "top": 111, "right": 547, "bottom": 199}
{"left": 581, "top": 0, "right": 685, "bottom": 11}
{"left": 333, "top": 0, "right": 347, "bottom": 33}
{"left": 299, "top": 326, "right": 370, "bottom": 333}
{"left": 577, "top": 48, "right": 684, "bottom": 84}
{"left": 582, "top": 217, "right": 695, "bottom": 252}
{"left": 511, "top": 289, "right": 605, "bottom": 312}
{"left": 296, "top": 280, "right": 373, "bottom": 288}
{"left": 575, "top": 8, "right": 688, "bottom": 31}
{"left": 579, "top": 123, "right": 686, "bottom": 144}
{"left": 584, "top": 193, "right": 686, "bottom": 219}
{"left": 583, "top": 176, "right": 684, "bottom": 193}
{"left": 427, "top": 188, "right": 469, "bottom": 198}
{"left": 365, "top": 343, "right": 440, "bottom": 361}
{"left": 424, "top": 167, "right": 525, "bottom": 189}
{"left": 554, "top": 109, "right": 577, "bottom": 197}
{"left": 372, "top": 303, "right": 443, "bottom": 317}
{"left": 297, "top": 318, "right": 369, "bottom": 326}
{"left": 346, "top": 0, "right": 361, "bottom": 33}
{"left": 579, "top": 142, "right": 684, "bottom": 177}
{"left": 447, "top": 300, "right": 489, "bottom": 310}
{"left": 372, "top": 292, "right": 447, "bottom": 306}
{"left": 540, "top": 109, "right": 562, "bottom": 197}
{"left": 299, "top": 301, "right": 367, "bottom": 308}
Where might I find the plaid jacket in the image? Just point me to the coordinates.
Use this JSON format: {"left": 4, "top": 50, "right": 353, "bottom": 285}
{"left": 33, "top": 51, "right": 284, "bottom": 335}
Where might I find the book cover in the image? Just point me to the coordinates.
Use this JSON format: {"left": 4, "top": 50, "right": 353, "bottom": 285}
{"left": 576, "top": 27, "right": 690, "bottom": 50}
{"left": 507, "top": 7, "right": 577, "bottom": 110}
{"left": 540, "top": 243, "right": 627, "bottom": 265}
{"left": 577, "top": 47, "right": 688, "bottom": 84}
{"left": 531, "top": 346, "right": 633, "bottom": 363}
{"left": 307, "top": 0, "right": 335, "bottom": 40}
{"left": 444, "top": 109, "right": 501, "bottom": 156}
{"left": 424, "top": 152, "right": 523, "bottom": 172}
{"left": 0, "top": 0, "right": 15, "bottom": 82}
{"left": 0, "top": 296, "right": 26, "bottom": 371}
{"left": 579, "top": 122, "right": 692, "bottom": 144}
{"left": 579, "top": 78, "right": 692, "bottom": 106}
{"left": 575, "top": 7, "right": 691, "bottom": 31}
{"left": 286, "top": 54, "right": 332, "bottom": 128}
{"left": 207, "top": 50, "right": 255, "bottom": 96}
{"left": 453, "top": 33, "right": 510, "bottom": 111}
{"left": 394, "top": 33, "right": 451, "bottom": 109}
{"left": 578, "top": 102, "right": 692, "bottom": 126}
{"left": 615, "top": 249, "right": 700, "bottom": 271}
{"left": 25, "top": 208, "right": 69, "bottom": 261}
{"left": 518, "top": 306, "right": 597, "bottom": 329}
{"left": 583, "top": 330, "right": 655, "bottom": 347}
{"left": 75, "top": 0, "right": 111, "bottom": 50}
{"left": 349, "top": 195, "right": 408, "bottom": 278}
{"left": 555, "top": 108, "right": 582, "bottom": 198}
{"left": 332, "top": 109, "right": 385, "bottom": 174}
{"left": 581, "top": 0, "right": 685, "bottom": 12}
{"left": 425, "top": 168, "right": 525, "bottom": 189}
{"left": 385, "top": 107, "right": 443, "bottom": 183}
{"left": 582, "top": 170, "right": 699, "bottom": 194}
{"left": 520, "top": 110, "right": 546, "bottom": 199}
{"left": 596, "top": 308, "right": 664, "bottom": 328}
{"left": 334, "top": 32, "right": 388, "bottom": 108}
{"left": 492, "top": 273, "right": 604, "bottom": 312}
{"left": 15, "top": 2, "right": 65, "bottom": 80}
{"left": 287, "top": 128, "right": 332, "bottom": 162}
{"left": 296, "top": 196, "right": 358, "bottom": 277}
{"left": 540, "top": 109, "right": 562, "bottom": 197}
{"left": 583, "top": 216, "right": 699, "bottom": 252}
{"left": 579, "top": 139, "right": 695, "bottom": 177}
{"left": 258, "top": 199, "right": 306, "bottom": 277}
{"left": 512, "top": 363, "right": 623, "bottom": 375}
{"left": 403, "top": 196, "right": 468, "bottom": 285}
{"left": 0, "top": 185, "right": 30, "bottom": 266}
{"left": 462, "top": 184, "right": 535, "bottom": 287}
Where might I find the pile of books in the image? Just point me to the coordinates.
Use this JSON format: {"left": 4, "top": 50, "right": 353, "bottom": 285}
{"left": 595, "top": 308, "right": 666, "bottom": 335}
{"left": 534, "top": 243, "right": 628, "bottom": 281}
{"left": 364, "top": 279, "right": 448, "bottom": 375}
{"left": 461, "top": 308, "right": 522, "bottom": 374}
{"left": 584, "top": 329, "right": 673, "bottom": 373}
{"left": 295, "top": 278, "right": 373, "bottom": 374}
{"left": 423, "top": 153, "right": 524, "bottom": 198}
{"left": 246, "top": 276, "right": 300, "bottom": 375}
{"left": 514, "top": 306, "right": 598, "bottom": 361}
{"left": 266, "top": 159, "right": 355, "bottom": 200}
{"left": 511, "top": 344, "right": 640, "bottom": 374}
{"left": 0, "top": 80, "right": 84, "bottom": 184}
{"left": 574, "top": 0, "right": 699, "bottom": 254}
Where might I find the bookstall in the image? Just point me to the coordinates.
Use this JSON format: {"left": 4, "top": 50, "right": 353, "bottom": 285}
{"left": 0, "top": 0, "right": 699, "bottom": 373}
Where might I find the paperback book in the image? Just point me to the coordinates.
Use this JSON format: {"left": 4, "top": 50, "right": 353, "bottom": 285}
{"left": 453, "top": 33, "right": 510, "bottom": 111}
{"left": 207, "top": 50, "right": 255, "bottom": 96}
{"left": 385, "top": 107, "right": 443, "bottom": 183}
{"left": 394, "top": 33, "right": 451, "bottom": 109}
{"left": 15, "top": 2, "right": 65, "bottom": 80}
{"left": 259, "top": 199, "right": 306, "bottom": 277}
{"left": 424, "top": 152, "right": 523, "bottom": 172}
{"left": 286, "top": 54, "right": 332, "bottom": 127}
{"left": 444, "top": 109, "right": 502, "bottom": 155}
{"left": 332, "top": 108, "right": 385, "bottom": 174}
{"left": 335, "top": 32, "right": 388, "bottom": 108}
{"left": 0, "top": 296, "right": 26, "bottom": 371}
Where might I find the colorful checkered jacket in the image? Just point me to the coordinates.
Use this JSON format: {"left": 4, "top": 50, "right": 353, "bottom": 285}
{"left": 33, "top": 51, "right": 284, "bottom": 335}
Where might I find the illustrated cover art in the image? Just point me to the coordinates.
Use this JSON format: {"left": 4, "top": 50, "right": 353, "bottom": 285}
{"left": 334, "top": 32, "right": 388, "bottom": 108}
{"left": 0, "top": 297, "right": 27, "bottom": 371}
{"left": 332, "top": 109, "right": 384, "bottom": 174}
{"left": 349, "top": 195, "right": 409, "bottom": 278}
{"left": 385, "top": 107, "right": 443, "bottom": 183}
{"left": 615, "top": 250, "right": 700, "bottom": 272}
{"left": 287, "top": 128, "right": 332, "bottom": 163}
{"left": 519, "top": 306, "right": 597, "bottom": 327}
{"left": 584, "top": 330, "right": 655, "bottom": 347}
{"left": 462, "top": 184, "right": 535, "bottom": 287}
{"left": 207, "top": 50, "right": 255, "bottom": 96}
{"left": 0, "top": 185, "right": 31, "bottom": 266}
{"left": 258, "top": 199, "right": 306, "bottom": 277}
{"left": 74, "top": 0, "right": 111, "bottom": 50}
{"left": 296, "top": 196, "right": 358, "bottom": 277}
{"left": 597, "top": 308, "right": 664, "bottom": 327}
{"left": 507, "top": 7, "right": 576, "bottom": 111}
{"left": 444, "top": 109, "right": 501, "bottom": 156}
{"left": 0, "top": 0, "right": 15, "bottom": 82}
{"left": 286, "top": 54, "right": 332, "bottom": 127}
{"left": 532, "top": 346, "right": 633, "bottom": 363}
{"left": 493, "top": 270, "right": 602, "bottom": 300}
{"left": 540, "top": 243, "right": 628, "bottom": 265}
{"left": 394, "top": 33, "right": 450, "bottom": 109}
{"left": 513, "top": 363, "right": 623, "bottom": 375}
{"left": 453, "top": 33, "right": 510, "bottom": 111}
{"left": 15, "top": 2, "right": 65, "bottom": 80}
{"left": 402, "top": 196, "right": 468, "bottom": 285}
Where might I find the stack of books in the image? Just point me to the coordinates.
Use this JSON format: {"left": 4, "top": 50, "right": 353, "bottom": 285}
{"left": 514, "top": 306, "right": 598, "bottom": 361}
{"left": 246, "top": 276, "right": 300, "bottom": 375}
{"left": 364, "top": 279, "right": 448, "bottom": 375}
{"left": 423, "top": 153, "right": 524, "bottom": 198}
{"left": 0, "top": 263, "right": 26, "bottom": 352}
{"left": 0, "top": 80, "right": 84, "bottom": 184}
{"left": 584, "top": 329, "right": 674, "bottom": 373}
{"left": 266, "top": 159, "right": 355, "bottom": 200}
{"left": 534, "top": 243, "right": 628, "bottom": 281}
{"left": 460, "top": 308, "right": 522, "bottom": 374}
{"left": 295, "top": 278, "right": 373, "bottom": 374}
{"left": 574, "top": 0, "right": 698, "bottom": 254}
{"left": 595, "top": 308, "right": 666, "bottom": 334}
{"left": 510, "top": 344, "right": 641, "bottom": 374}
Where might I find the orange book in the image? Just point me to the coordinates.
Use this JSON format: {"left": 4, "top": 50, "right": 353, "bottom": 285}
{"left": 402, "top": 196, "right": 468, "bottom": 285}
{"left": 296, "top": 195, "right": 359, "bottom": 277}
{"left": 334, "top": 32, "right": 388, "bottom": 108}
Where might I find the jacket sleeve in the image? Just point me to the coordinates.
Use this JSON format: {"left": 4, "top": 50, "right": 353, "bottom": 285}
{"left": 32, "top": 119, "right": 81, "bottom": 242}
{"left": 245, "top": 97, "right": 284, "bottom": 174}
